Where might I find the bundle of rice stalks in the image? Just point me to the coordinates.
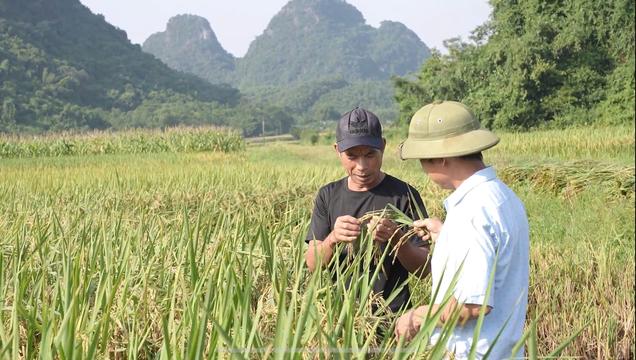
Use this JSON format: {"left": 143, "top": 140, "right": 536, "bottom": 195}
{"left": 353, "top": 203, "right": 429, "bottom": 264}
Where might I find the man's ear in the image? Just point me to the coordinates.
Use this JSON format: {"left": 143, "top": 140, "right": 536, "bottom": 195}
{"left": 333, "top": 143, "right": 340, "bottom": 155}
{"left": 381, "top": 138, "right": 387, "bottom": 152}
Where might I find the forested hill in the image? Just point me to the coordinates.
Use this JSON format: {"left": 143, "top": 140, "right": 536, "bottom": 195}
{"left": 394, "top": 0, "right": 635, "bottom": 129}
{"left": 237, "top": 0, "right": 430, "bottom": 86}
{"left": 144, "top": 0, "right": 430, "bottom": 87}
{"left": 142, "top": 0, "right": 431, "bottom": 127}
{"left": 142, "top": 15, "right": 236, "bottom": 85}
{"left": 0, "top": 0, "right": 240, "bottom": 133}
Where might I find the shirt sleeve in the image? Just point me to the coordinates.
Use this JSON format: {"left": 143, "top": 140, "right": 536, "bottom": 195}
{"left": 305, "top": 188, "right": 331, "bottom": 243}
{"left": 452, "top": 214, "right": 497, "bottom": 308}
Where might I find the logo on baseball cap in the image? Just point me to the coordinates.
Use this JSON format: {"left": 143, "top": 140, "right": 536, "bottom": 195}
{"left": 336, "top": 107, "right": 384, "bottom": 152}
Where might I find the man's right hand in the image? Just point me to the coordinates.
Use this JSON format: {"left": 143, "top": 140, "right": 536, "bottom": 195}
{"left": 394, "top": 308, "right": 422, "bottom": 342}
{"left": 327, "top": 215, "right": 361, "bottom": 244}
{"left": 306, "top": 215, "right": 360, "bottom": 272}
{"left": 413, "top": 218, "right": 443, "bottom": 243}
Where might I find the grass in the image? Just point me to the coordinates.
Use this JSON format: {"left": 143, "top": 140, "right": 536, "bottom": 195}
{"left": 0, "top": 125, "right": 633, "bottom": 358}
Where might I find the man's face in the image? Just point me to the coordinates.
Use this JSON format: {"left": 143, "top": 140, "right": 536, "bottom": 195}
{"left": 337, "top": 145, "right": 384, "bottom": 188}
{"left": 420, "top": 158, "right": 453, "bottom": 189}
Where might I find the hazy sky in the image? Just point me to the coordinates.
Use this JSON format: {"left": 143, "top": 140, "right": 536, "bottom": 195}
{"left": 79, "top": 0, "right": 492, "bottom": 57}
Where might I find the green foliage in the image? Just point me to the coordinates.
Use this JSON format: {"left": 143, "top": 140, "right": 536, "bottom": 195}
{"left": 394, "top": 0, "right": 635, "bottom": 129}
{"left": 245, "top": 78, "right": 400, "bottom": 132}
{"left": 369, "top": 21, "right": 431, "bottom": 76}
{"left": 0, "top": 0, "right": 240, "bottom": 133}
{"left": 309, "top": 80, "right": 399, "bottom": 123}
{"left": 228, "top": 102, "right": 296, "bottom": 137}
{"left": 309, "top": 132, "right": 319, "bottom": 145}
{"left": 244, "top": 77, "right": 348, "bottom": 114}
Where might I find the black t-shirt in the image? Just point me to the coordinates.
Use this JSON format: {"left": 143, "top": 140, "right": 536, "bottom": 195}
{"left": 306, "top": 173, "right": 428, "bottom": 312}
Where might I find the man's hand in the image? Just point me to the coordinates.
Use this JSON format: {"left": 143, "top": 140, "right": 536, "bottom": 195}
{"left": 368, "top": 216, "right": 402, "bottom": 244}
{"left": 328, "top": 215, "right": 361, "bottom": 244}
{"left": 307, "top": 215, "right": 361, "bottom": 272}
{"left": 413, "top": 218, "right": 443, "bottom": 243}
{"left": 394, "top": 307, "right": 425, "bottom": 342}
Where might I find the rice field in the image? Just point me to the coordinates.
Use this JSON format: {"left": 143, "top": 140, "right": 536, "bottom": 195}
{"left": 0, "top": 126, "right": 633, "bottom": 359}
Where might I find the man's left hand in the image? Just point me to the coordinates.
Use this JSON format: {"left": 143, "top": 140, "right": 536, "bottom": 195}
{"left": 368, "top": 216, "right": 403, "bottom": 244}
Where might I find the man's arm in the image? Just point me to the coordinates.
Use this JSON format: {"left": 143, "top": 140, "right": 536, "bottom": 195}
{"left": 393, "top": 239, "right": 431, "bottom": 277}
{"left": 419, "top": 297, "right": 492, "bottom": 326}
{"left": 304, "top": 189, "right": 334, "bottom": 272}
{"left": 394, "top": 297, "right": 492, "bottom": 341}
{"left": 305, "top": 235, "right": 336, "bottom": 272}
{"left": 394, "top": 187, "right": 431, "bottom": 276}
{"left": 371, "top": 217, "right": 430, "bottom": 276}
{"left": 305, "top": 215, "right": 361, "bottom": 272}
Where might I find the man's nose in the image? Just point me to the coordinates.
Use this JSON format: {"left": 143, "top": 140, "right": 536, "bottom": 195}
{"left": 356, "top": 158, "right": 369, "bottom": 170}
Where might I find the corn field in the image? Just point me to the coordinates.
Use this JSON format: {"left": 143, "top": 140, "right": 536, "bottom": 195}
{"left": 0, "top": 126, "right": 633, "bottom": 358}
{"left": 0, "top": 127, "right": 244, "bottom": 159}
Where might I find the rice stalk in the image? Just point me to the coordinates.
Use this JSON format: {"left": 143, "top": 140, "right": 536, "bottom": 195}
{"left": 355, "top": 204, "right": 428, "bottom": 264}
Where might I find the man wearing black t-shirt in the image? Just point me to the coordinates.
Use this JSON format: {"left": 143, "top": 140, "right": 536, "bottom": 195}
{"left": 305, "top": 107, "right": 431, "bottom": 312}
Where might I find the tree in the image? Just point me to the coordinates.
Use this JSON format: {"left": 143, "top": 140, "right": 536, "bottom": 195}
{"left": 394, "top": 0, "right": 635, "bottom": 129}
{"left": 1, "top": 98, "right": 16, "bottom": 127}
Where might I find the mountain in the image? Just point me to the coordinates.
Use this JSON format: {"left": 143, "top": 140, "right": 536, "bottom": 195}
{"left": 370, "top": 21, "right": 431, "bottom": 76}
{"left": 237, "top": 0, "right": 430, "bottom": 86}
{"left": 143, "top": 14, "right": 236, "bottom": 85}
{"left": 142, "top": 0, "right": 431, "bottom": 125}
{"left": 0, "top": 0, "right": 240, "bottom": 132}
{"left": 143, "top": 0, "right": 430, "bottom": 87}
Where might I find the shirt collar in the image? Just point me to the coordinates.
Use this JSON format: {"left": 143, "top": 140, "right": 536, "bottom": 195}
{"left": 444, "top": 167, "right": 497, "bottom": 211}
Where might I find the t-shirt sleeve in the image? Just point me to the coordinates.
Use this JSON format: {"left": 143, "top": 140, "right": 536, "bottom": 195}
{"left": 305, "top": 188, "right": 331, "bottom": 243}
{"left": 400, "top": 185, "right": 429, "bottom": 247}
{"left": 452, "top": 215, "right": 497, "bottom": 308}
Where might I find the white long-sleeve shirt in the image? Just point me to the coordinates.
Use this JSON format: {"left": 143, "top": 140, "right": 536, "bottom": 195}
{"left": 430, "top": 167, "right": 530, "bottom": 360}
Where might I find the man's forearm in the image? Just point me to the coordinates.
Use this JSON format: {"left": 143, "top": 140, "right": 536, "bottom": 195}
{"left": 305, "top": 235, "right": 336, "bottom": 272}
{"left": 441, "top": 297, "right": 491, "bottom": 326}
{"left": 394, "top": 239, "right": 430, "bottom": 276}
{"left": 414, "top": 298, "right": 491, "bottom": 327}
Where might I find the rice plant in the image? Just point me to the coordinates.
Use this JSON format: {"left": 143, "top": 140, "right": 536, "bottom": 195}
{"left": 0, "top": 126, "right": 633, "bottom": 358}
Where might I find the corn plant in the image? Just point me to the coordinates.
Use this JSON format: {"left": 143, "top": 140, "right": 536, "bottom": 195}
{"left": 0, "top": 126, "right": 244, "bottom": 159}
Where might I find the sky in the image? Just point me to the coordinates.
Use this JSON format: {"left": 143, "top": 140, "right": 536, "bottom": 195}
{"left": 79, "top": 0, "right": 492, "bottom": 57}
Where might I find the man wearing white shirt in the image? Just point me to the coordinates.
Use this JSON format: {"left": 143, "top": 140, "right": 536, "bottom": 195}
{"left": 394, "top": 101, "right": 529, "bottom": 359}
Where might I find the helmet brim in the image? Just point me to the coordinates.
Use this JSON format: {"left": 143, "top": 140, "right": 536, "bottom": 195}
{"left": 399, "top": 129, "right": 500, "bottom": 160}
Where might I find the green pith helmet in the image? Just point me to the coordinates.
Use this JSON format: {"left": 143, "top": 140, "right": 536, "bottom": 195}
{"left": 399, "top": 100, "right": 500, "bottom": 160}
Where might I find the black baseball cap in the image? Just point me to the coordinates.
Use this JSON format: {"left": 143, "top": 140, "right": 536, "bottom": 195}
{"left": 336, "top": 107, "right": 384, "bottom": 152}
